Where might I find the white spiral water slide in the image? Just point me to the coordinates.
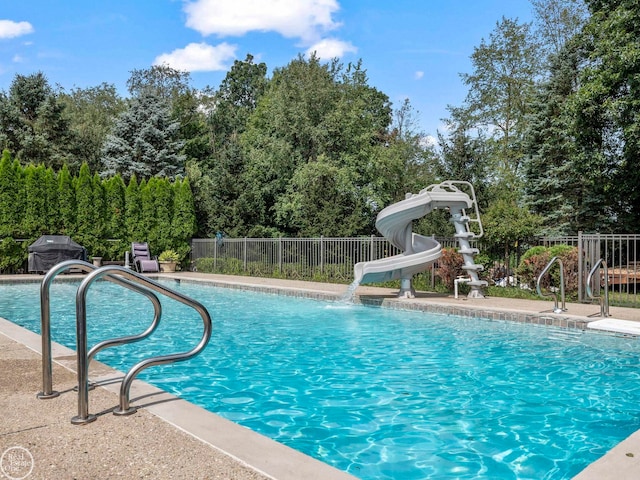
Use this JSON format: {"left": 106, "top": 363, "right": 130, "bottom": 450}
{"left": 354, "top": 181, "right": 486, "bottom": 298}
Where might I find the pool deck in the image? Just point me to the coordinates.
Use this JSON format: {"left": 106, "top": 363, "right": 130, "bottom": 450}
{"left": 1, "top": 272, "right": 639, "bottom": 479}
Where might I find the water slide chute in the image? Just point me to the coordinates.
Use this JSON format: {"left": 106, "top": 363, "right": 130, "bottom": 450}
{"left": 353, "top": 181, "right": 487, "bottom": 298}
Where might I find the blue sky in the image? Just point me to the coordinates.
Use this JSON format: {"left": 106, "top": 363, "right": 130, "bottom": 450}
{"left": 0, "top": 0, "right": 534, "bottom": 138}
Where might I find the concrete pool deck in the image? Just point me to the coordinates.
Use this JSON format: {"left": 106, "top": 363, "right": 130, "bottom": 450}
{"left": 0, "top": 272, "right": 639, "bottom": 479}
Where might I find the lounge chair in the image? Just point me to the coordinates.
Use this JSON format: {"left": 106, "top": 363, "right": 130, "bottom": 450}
{"left": 131, "top": 242, "right": 160, "bottom": 273}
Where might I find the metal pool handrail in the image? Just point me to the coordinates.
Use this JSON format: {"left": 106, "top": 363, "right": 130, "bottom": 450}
{"left": 586, "top": 258, "right": 610, "bottom": 318}
{"left": 38, "top": 260, "right": 162, "bottom": 399}
{"left": 536, "top": 256, "right": 566, "bottom": 314}
{"left": 72, "top": 266, "right": 212, "bottom": 425}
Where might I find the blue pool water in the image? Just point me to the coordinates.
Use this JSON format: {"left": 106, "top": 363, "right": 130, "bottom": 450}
{"left": 1, "top": 279, "right": 640, "bottom": 479}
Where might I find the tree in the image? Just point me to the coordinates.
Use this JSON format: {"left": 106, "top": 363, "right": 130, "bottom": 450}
{"left": 238, "top": 54, "right": 394, "bottom": 236}
{"left": 437, "top": 107, "right": 490, "bottom": 202}
{"left": 127, "top": 65, "right": 192, "bottom": 103}
{"left": 0, "top": 72, "right": 73, "bottom": 168}
{"left": 532, "top": 0, "right": 589, "bottom": 57}
{"left": 150, "top": 177, "right": 173, "bottom": 253}
{"left": 275, "top": 157, "right": 363, "bottom": 236}
{"left": 57, "top": 163, "right": 76, "bottom": 236}
{"left": 23, "top": 164, "right": 49, "bottom": 237}
{"left": 104, "top": 175, "right": 126, "bottom": 240}
{"left": 522, "top": 38, "right": 591, "bottom": 234}
{"left": 208, "top": 54, "right": 268, "bottom": 154}
{"left": 569, "top": 0, "right": 640, "bottom": 230}
{"left": 44, "top": 166, "right": 59, "bottom": 233}
{"left": 0, "top": 150, "right": 22, "bottom": 236}
{"left": 188, "top": 54, "right": 268, "bottom": 237}
{"left": 100, "top": 90, "right": 185, "bottom": 180}
{"left": 460, "top": 17, "right": 542, "bottom": 184}
{"left": 59, "top": 83, "right": 126, "bottom": 173}
{"left": 171, "top": 178, "right": 197, "bottom": 258}
{"left": 74, "top": 163, "right": 95, "bottom": 249}
{"left": 125, "top": 175, "right": 144, "bottom": 242}
{"left": 482, "top": 196, "right": 544, "bottom": 267}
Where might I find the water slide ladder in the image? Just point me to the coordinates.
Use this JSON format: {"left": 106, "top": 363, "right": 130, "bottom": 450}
{"left": 37, "top": 260, "right": 212, "bottom": 425}
{"left": 444, "top": 181, "right": 487, "bottom": 298}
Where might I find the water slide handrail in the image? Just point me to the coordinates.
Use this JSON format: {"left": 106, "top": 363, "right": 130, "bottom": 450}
{"left": 586, "top": 259, "right": 610, "bottom": 318}
{"left": 38, "top": 260, "right": 162, "bottom": 399}
{"left": 72, "top": 265, "right": 212, "bottom": 425}
{"left": 424, "top": 180, "right": 484, "bottom": 238}
{"left": 536, "top": 256, "right": 566, "bottom": 313}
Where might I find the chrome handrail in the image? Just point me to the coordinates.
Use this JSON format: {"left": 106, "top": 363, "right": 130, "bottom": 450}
{"left": 38, "top": 260, "right": 161, "bottom": 399}
{"left": 72, "top": 266, "right": 212, "bottom": 425}
{"left": 536, "top": 256, "right": 566, "bottom": 314}
{"left": 586, "top": 259, "right": 610, "bottom": 318}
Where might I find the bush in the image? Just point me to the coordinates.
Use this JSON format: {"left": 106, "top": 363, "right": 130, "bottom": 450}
{"left": 436, "top": 248, "right": 465, "bottom": 290}
{"left": 517, "top": 245, "right": 578, "bottom": 296}
{"left": 0, "top": 238, "right": 26, "bottom": 273}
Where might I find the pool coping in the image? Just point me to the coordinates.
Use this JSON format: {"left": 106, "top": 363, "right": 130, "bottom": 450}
{"left": 1, "top": 272, "right": 640, "bottom": 479}
{"left": 0, "top": 318, "right": 357, "bottom": 480}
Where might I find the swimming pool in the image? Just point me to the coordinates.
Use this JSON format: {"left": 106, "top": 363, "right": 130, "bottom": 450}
{"left": 1, "top": 279, "right": 639, "bottom": 479}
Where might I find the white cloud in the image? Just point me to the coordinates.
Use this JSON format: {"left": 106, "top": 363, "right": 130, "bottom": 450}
{"left": 305, "top": 37, "right": 356, "bottom": 59}
{"left": 414, "top": 71, "right": 424, "bottom": 80}
{"left": 421, "top": 135, "right": 437, "bottom": 148}
{"left": 183, "top": 0, "right": 340, "bottom": 43}
{"left": 12, "top": 54, "right": 24, "bottom": 63}
{"left": 153, "top": 42, "right": 237, "bottom": 72}
{"left": 0, "top": 20, "right": 34, "bottom": 39}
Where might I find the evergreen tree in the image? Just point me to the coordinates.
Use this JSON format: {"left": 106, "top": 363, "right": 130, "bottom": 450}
{"left": 523, "top": 40, "right": 588, "bottom": 234}
{"left": 171, "top": 178, "right": 196, "bottom": 257}
{"left": 570, "top": 0, "right": 640, "bottom": 230}
{"left": 150, "top": 177, "right": 173, "bottom": 253}
{"left": 125, "top": 175, "right": 144, "bottom": 243}
{"left": 44, "top": 167, "right": 59, "bottom": 233}
{"left": 91, "top": 173, "right": 107, "bottom": 255}
{"left": 100, "top": 90, "right": 185, "bottom": 181}
{"left": 0, "top": 150, "right": 20, "bottom": 236}
{"left": 74, "top": 163, "right": 94, "bottom": 246}
{"left": 0, "top": 72, "right": 73, "bottom": 168}
{"left": 104, "top": 174, "right": 127, "bottom": 259}
{"left": 57, "top": 164, "right": 76, "bottom": 236}
{"left": 23, "top": 164, "right": 48, "bottom": 237}
{"left": 140, "top": 178, "right": 155, "bottom": 244}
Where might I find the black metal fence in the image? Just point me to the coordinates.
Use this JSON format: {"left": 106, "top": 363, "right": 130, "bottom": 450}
{"left": 191, "top": 233, "right": 640, "bottom": 307}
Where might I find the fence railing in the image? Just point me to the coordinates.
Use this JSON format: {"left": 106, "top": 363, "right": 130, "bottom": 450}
{"left": 579, "top": 233, "right": 640, "bottom": 307}
{"left": 191, "top": 233, "right": 640, "bottom": 307}
{"left": 191, "top": 237, "right": 405, "bottom": 283}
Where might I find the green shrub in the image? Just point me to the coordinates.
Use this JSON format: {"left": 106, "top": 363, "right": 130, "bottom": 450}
{"left": 0, "top": 238, "right": 26, "bottom": 273}
{"left": 517, "top": 245, "right": 579, "bottom": 296}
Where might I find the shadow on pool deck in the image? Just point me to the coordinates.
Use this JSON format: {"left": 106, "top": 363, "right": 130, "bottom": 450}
{"left": 0, "top": 272, "right": 639, "bottom": 479}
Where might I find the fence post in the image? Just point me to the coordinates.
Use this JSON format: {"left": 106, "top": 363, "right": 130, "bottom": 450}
{"left": 214, "top": 237, "right": 217, "bottom": 271}
{"left": 278, "top": 237, "right": 282, "bottom": 273}
{"left": 243, "top": 237, "right": 247, "bottom": 272}
{"left": 370, "top": 235, "right": 375, "bottom": 261}
{"left": 320, "top": 236, "right": 324, "bottom": 274}
{"left": 578, "top": 230, "right": 583, "bottom": 302}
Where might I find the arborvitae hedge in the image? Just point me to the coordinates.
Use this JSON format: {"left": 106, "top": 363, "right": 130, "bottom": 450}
{"left": 0, "top": 150, "right": 196, "bottom": 273}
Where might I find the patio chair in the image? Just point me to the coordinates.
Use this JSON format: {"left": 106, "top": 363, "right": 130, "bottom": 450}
{"left": 131, "top": 242, "right": 160, "bottom": 273}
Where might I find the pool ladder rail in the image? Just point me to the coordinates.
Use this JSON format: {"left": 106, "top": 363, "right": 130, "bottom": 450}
{"left": 536, "top": 256, "right": 567, "bottom": 314}
{"left": 37, "top": 260, "right": 212, "bottom": 425}
{"left": 586, "top": 258, "right": 610, "bottom": 318}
